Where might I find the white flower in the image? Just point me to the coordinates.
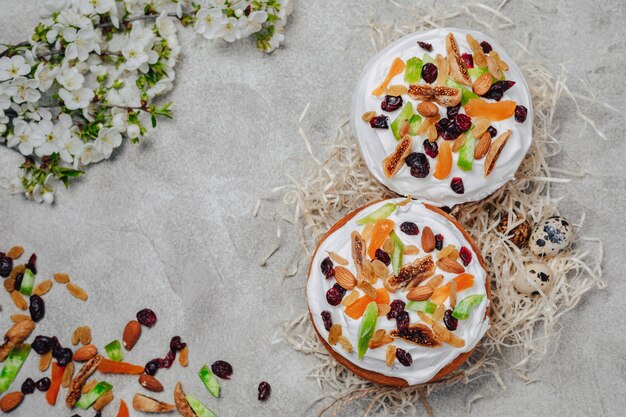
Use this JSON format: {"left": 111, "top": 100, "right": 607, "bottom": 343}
{"left": 33, "top": 174, "right": 55, "bottom": 204}
{"left": 245, "top": 11, "right": 268, "bottom": 35}
{"left": 0, "top": 56, "right": 31, "bottom": 81}
{"left": 58, "top": 134, "right": 85, "bottom": 163}
{"left": 79, "top": 0, "right": 115, "bottom": 14}
{"left": 156, "top": 12, "right": 177, "bottom": 43}
{"left": 194, "top": 8, "right": 225, "bottom": 40}
{"left": 219, "top": 16, "right": 245, "bottom": 42}
{"left": 7, "top": 120, "right": 43, "bottom": 155}
{"left": 79, "top": 143, "right": 104, "bottom": 165}
{"left": 94, "top": 127, "right": 122, "bottom": 158}
{"left": 122, "top": 41, "right": 149, "bottom": 71}
{"left": 126, "top": 123, "right": 140, "bottom": 139}
{"left": 6, "top": 77, "right": 41, "bottom": 104}
{"left": 0, "top": 93, "right": 10, "bottom": 110}
{"left": 65, "top": 27, "right": 100, "bottom": 62}
{"left": 33, "top": 119, "right": 71, "bottom": 157}
{"left": 56, "top": 66, "right": 85, "bottom": 91}
{"left": 59, "top": 87, "right": 94, "bottom": 110}
{"left": 35, "top": 63, "right": 60, "bottom": 91}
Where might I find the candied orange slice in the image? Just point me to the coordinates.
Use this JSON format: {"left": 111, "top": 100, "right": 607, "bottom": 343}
{"left": 372, "top": 58, "right": 406, "bottom": 96}
{"left": 345, "top": 288, "right": 390, "bottom": 319}
{"left": 433, "top": 140, "right": 452, "bottom": 179}
{"left": 464, "top": 99, "right": 516, "bottom": 121}
{"left": 431, "top": 273, "right": 474, "bottom": 304}
{"left": 367, "top": 219, "right": 395, "bottom": 259}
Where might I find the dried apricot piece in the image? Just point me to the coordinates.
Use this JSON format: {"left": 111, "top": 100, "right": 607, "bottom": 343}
{"left": 367, "top": 219, "right": 395, "bottom": 259}
{"left": 433, "top": 141, "right": 452, "bottom": 180}
{"left": 464, "top": 99, "right": 516, "bottom": 121}
{"left": 372, "top": 58, "right": 406, "bottom": 96}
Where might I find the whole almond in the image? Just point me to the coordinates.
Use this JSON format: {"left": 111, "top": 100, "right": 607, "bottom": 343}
{"left": 407, "top": 286, "right": 434, "bottom": 301}
{"left": 421, "top": 226, "right": 435, "bottom": 253}
{"left": 73, "top": 344, "right": 97, "bottom": 362}
{"left": 334, "top": 266, "right": 357, "bottom": 290}
{"left": 6, "top": 247, "right": 24, "bottom": 259}
{"left": 123, "top": 320, "right": 141, "bottom": 351}
{"left": 0, "top": 392, "right": 24, "bottom": 412}
{"left": 436, "top": 258, "right": 465, "bottom": 274}
{"left": 53, "top": 273, "right": 70, "bottom": 283}
{"left": 32, "top": 280, "right": 52, "bottom": 296}
{"left": 474, "top": 131, "right": 492, "bottom": 160}
{"left": 417, "top": 101, "right": 439, "bottom": 117}
{"left": 472, "top": 72, "right": 493, "bottom": 96}
{"left": 139, "top": 374, "right": 164, "bottom": 392}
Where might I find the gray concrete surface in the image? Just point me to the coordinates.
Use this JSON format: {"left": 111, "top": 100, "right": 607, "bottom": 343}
{"left": 1, "top": 1, "right": 625, "bottom": 416}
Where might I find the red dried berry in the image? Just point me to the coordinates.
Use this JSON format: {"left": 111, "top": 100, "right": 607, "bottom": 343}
{"left": 454, "top": 114, "right": 472, "bottom": 132}
{"left": 400, "top": 222, "right": 419, "bottom": 235}
{"left": 211, "top": 360, "right": 233, "bottom": 380}
{"left": 369, "top": 115, "right": 389, "bottom": 129}
{"left": 417, "top": 41, "right": 433, "bottom": 52}
{"left": 169, "top": 336, "right": 186, "bottom": 352}
{"left": 515, "top": 105, "right": 528, "bottom": 123}
{"left": 258, "top": 381, "right": 271, "bottom": 401}
{"left": 459, "top": 246, "right": 472, "bottom": 266}
{"left": 395, "top": 348, "right": 413, "bottom": 366}
{"left": 0, "top": 254, "right": 12, "bottom": 277}
{"left": 136, "top": 309, "right": 157, "bottom": 328}
{"left": 480, "top": 41, "right": 492, "bottom": 53}
{"left": 421, "top": 63, "right": 438, "bottom": 84}
{"left": 435, "top": 234, "right": 444, "bottom": 251}
{"left": 381, "top": 95, "right": 403, "bottom": 112}
{"left": 396, "top": 311, "right": 410, "bottom": 332}
{"left": 483, "top": 80, "right": 516, "bottom": 101}
{"left": 325, "top": 286, "right": 344, "bottom": 306}
{"left": 450, "top": 177, "right": 465, "bottom": 194}
{"left": 387, "top": 300, "right": 406, "bottom": 320}
{"left": 461, "top": 53, "right": 474, "bottom": 68}
{"left": 446, "top": 104, "right": 461, "bottom": 119}
{"left": 423, "top": 139, "right": 438, "bottom": 158}
{"left": 320, "top": 257, "right": 334, "bottom": 278}
{"left": 375, "top": 249, "right": 391, "bottom": 266}
{"left": 26, "top": 253, "right": 37, "bottom": 274}
{"left": 321, "top": 311, "right": 332, "bottom": 331}
{"left": 443, "top": 309, "right": 458, "bottom": 331}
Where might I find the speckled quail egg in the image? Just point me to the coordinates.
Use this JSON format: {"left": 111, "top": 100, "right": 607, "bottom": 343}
{"left": 529, "top": 216, "right": 573, "bottom": 257}
{"left": 514, "top": 262, "right": 555, "bottom": 295}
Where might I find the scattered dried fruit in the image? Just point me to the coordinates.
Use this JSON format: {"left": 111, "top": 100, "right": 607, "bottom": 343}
{"left": 7, "top": 247, "right": 24, "bottom": 260}
{"left": 32, "top": 280, "right": 52, "bottom": 296}
{"left": 484, "top": 129, "right": 512, "bottom": 176}
{"left": 382, "top": 136, "right": 412, "bottom": 178}
{"left": 132, "top": 393, "right": 175, "bottom": 413}
{"left": 417, "top": 41, "right": 433, "bottom": 51}
{"left": 136, "top": 309, "right": 157, "bottom": 328}
{"left": 211, "top": 360, "right": 233, "bottom": 380}
{"left": 258, "top": 381, "right": 271, "bottom": 402}
{"left": 10, "top": 291, "right": 28, "bottom": 311}
{"left": 361, "top": 111, "right": 376, "bottom": 122}
{"left": 436, "top": 258, "right": 465, "bottom": 274}
{"left": 334, "top": 266, "right": 357, "bottom": 290}
{"left": 406, "top": 286, "right": 434, "bottom": 301}
{"left": 93, "top": 389, "right": 114, "bottom": 411}
{"left": 0, "top": 391, "right": 23, "bottom": 412}
{"left": 385, "top": 345, "right": 397, "bottom": 367}
{"left": 421, "top": 227, "right": 435, "bottom": 253}
{"left": 61, "top": 362, "right": 74, "bottom": 388}
{"left": 139, "top": 374, "right": 164, "bottom": 393}
{"left": 53, "top": 273, "right": 70, "bottom": 284}
{"left": 515, "top": 105, "right": 528, "bottom": 123}
{"left": 65, "top": 355, "right": 102, "bottom": 407}
{"left": 73, "top": 344, "right": 97, "bottom": 362}
{"left": 450, "top": 177, "right": 465, "bottom": 194}
{"left": 67, "top": 283, "right": 88, "bottom": 301}
{"left": 395, "top": 348, "right": 413, "bottom": 366}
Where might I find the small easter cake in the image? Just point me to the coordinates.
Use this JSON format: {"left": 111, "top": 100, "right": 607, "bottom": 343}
{"left": 307, "top": 198, "right": 490, "bottom": 385}
{"left": 351, "top": 28, "right": 532, "bottom": 206}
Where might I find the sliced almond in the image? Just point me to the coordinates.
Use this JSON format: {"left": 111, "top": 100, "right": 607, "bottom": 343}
{"left": 407, "top": 84, "right": 434, "bottom": 101}
{"left": 403, "top": 245, "right": 420, "bottom": 255}
{"left": 424, "top": 274, "right": 444, "bottom": 289}
{"left": 377, "top": 304, "right": 391, "bottom": 317}
{"left": 486, "top": 55, "right": 502, "bottom": 79}
{"left": 474, "top": 131, "right": 492, "bottom": 160}
{"left": 484, "top": 129, "right": 512, "bottom": 176}
{"left": 361, "top": 111, "right": 376, "bottom": 122}
{"left": 334, "top": 266, "right": 357, "bottom": 290}
{"left": 10, "top": 291, "right": 27, "bottom": 310}
{"left": 417, "top": 101, "right": 439, "bottom": 118}
{"left": 436, "top": 258, "right": 465, "bottom": 274}
{"left": 382, "top": 136, "right": 412, "bottom": 178}
{"left": 93, "top": 390, "right": 114, "bottom": 411}
{"left": 67, "top": 283, "right": 88, "bottom": 301}
{"left": 61, "top": 362, "right": 75, "bottom": 388}
{"left": 386, "top": 84, "right": 408, "bottom": 96}
{"left": 433, "top": 86, "right": 462, "bottom": 107}
{"left": 7, "top": 247, "right": 24, "bottom": 259}
{"left": 407, "top": 286, "right": 434, "bottom": 301}
{"left": 385, "top": 345, "right": 397, "bottom": 367}
{"left": 53, "top": 273, "right": 70, "bottom": 284}
{"left": 328, "top": 324, "right": 342, "bottom": 345}
{"left": 32, "top": 279, "right": 52, "bottom": 296}
{"left": 421, "top": 226, "right": 435, "bottom": 253}
{"left": 39, "top": 351, "right": 52, "bottom": 372}
{"left": 341, "top": 290, "right": 360, "bottom": 307}
{"left": 329, "top": 252, "right": 348, "bottom": 266}
{"left": 472, "top": 72, "right": 492, "bottom": 96}
{"left": 337, "top": 335, "right": 353, "bottom": 353}
{"left": 357, "top": 280, "right": 377, "bottom": 300}
{"left": 132, "top": 393, "right": 175, "bottom": 413}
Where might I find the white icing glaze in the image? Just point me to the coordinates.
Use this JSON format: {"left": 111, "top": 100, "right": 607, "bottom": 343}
{"left": 351, "top": 28, "right": 533, "bottom": 206}
{"left": 307, "top": 198, "right": 490, "bottom": 385}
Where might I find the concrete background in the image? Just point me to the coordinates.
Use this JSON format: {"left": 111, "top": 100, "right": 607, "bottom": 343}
{"left": 0, "top": 0, "right": 624, "bottom": 416}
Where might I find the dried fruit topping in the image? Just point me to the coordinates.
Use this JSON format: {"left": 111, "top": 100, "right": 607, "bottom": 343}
{"left": 391, "top": 323, "right": 441, "bottom": 348}
{"left": 372, "top": 57, "right": 405, "bottom": 96}
{"left": 407, "top": 153, "right": 429, "bottom": 178}
{"left": 29, "top": 295, "right": 45, "bottom": 322}
{"left": 515, "top": 105, "right": 528, "bottom": 123}
{"left": 320, "top": 257, "right": 334, "bottom": 279}
{"left": 133, "top": 393, "right": 175, "bottom": 413}
{"left": 362, "top": 111, "right": 376, "bottom": 122}
{"left": 381, "top": 95, "right": 403, "bottom": 112}
{"left": 444, "top": 309, "right": 459, "bottom": 331}
{"left": 258, "top": 381, "right": 271, "bottom": 402}
{"left": 26, "top": 253, "right": 37, "bottom": 275}
{"left": 123, "top": 320, "right": 141, "bottom": 351}
{"left": 480, "top": 41, "right": 492, "bottom": 53}
{"left": 326, "top": 284, "right": 344, "bottom": 306}
{"left": 487, "top": 126, "right": 497, "bottom": 138}
{"left": 459, "top": 246, "right": 472, "bottom": 266}
{"left": 483, "top": 80, "right": 515, "bottom": 101}
{"left": 0, "top": 255, "right": 12, "bottom": 277}
{"left": 31, "top": 335, "right": 50, "bottom": 355}
{"left": 211, "top": 361, "right": 233, "bottom": 380}
{"left": 136, "top": 309, "right": 157, "bottom": 328}
{"left": 139, "top": 374, "right": 164, "bottom": 392}
{"left": 374, "top": 249, "right": 391, "bottom": 266}
{"left": 400, "top": 222, "right": 419, "bottom": 236}
{"left": 144, "top": 360, "right": 160, "bottom": 376}
{"left": 446, "top": 104, "right": 461, "bottom": 119}
{"left": 173, "top": 382, "right": 195, "bottom": 417}
{"left": 421, "top": 62, "right": 438, "bottom": 83}
{"left": 395, "top": 348, "right": 413, "bottom": 367}
{"left": 56, "top": 348, "right": 73, "bottom": 366}
{"left": 369, "top": 115, "right": 389, "bottom": 129}
{"left": 351, "top": 231, "right": 367, "bottom": 278}
{"left": 396, "top": 311, "right": 410, "bottom": 332}
{"left": 321, "top": 311, "right": 332, "bottom": 331}
{"left": 35, "top": 377, "right": 50, "bottom": 392}
{"left": 433, "top": 141, "right": 452, "bottom": 180}
{"left": 454, "top": 114, "right": 472, "bottom": 132}
{"left": 382, "top": 136, "right": 412, "bottom": 178}
{"left": 417, "top": 41, "right": 433, "bottom": 52}
{"left": 484, "top": 130, "right": 512, "bottom": 176}
{"left": 450, "top": 177, "right": 465, "bottom": 194}
{"left": 434, "top": 234, "right": 444, "bottom": 251}
{"left": 387, "top": 300, "right": 406, "bottom": 319}
{"left": 13, "top": 272, "right": 23, "bottom": 291}
{"left": 334, "top": 266, "right": 357, "bottom": 290}
{"left": 387, "top": 256, "right": 435, "bottom": 290}
{"left": 423, "top": 139, "right": 438, "bottom": 158}
{"left": 0, "top": 391, "right": 24, "bottom": 413}
{"left": 461, "top": 53, "right": 474, "bottom": 68}
{"left": 21, "top": 378, "right": 35, "bottom": 394}
{"left": 65, "top": 355, "right": 102, "bottom": 408}
{"left": 433, "top": 86, "right": 462, "bottom": 107}
{"left": 472, "top": 72, "right": 493, "bottom": 96}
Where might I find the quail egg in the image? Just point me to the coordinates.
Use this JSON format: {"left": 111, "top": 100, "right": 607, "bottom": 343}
{"left": 529, "top": 216, "right": 573, "bottom": 257}
{"left": 514, "top": 262, "right": 555, "bottom": 295}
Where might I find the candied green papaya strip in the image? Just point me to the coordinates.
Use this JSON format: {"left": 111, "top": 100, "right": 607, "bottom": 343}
{"left": 390, "top": 231, "right": 404, "bottom": 275}
{"left": 357, "top": 302, "right": 378, "bottom": 359}
{"left": 409, "top": 114, "right": 423, "bottom": 136}
{"left": 406, "top": 300, "right": 437, "bottom": 314}
{"left": 19, "top": 269, "right": 35, "bottom": 296}
{"left": 355, "top": 203, "right": 397, "bottom": 224}
{"left": 0, "top": 344, "right": 31, "bottom": 393}
{"left": 446, "top": 79, "right": 479, "bottom": 105}
{"left": 104, "top": 340, "right": 123, "bottom": 362}
{"left": 457, "top": 132, "right": 477, "bottom": 172}
{"left": 76, "top": 381, "right": 113, "bottom": 409}
{"left": 404, "top": 57, "right": 423, "bottom": 84}
{"left": 452, "top": 294, "right": 486, "bottom": 320}
{"left": 186, "top": 393, "right": 219, "bottom": 417}
{"left": 422, "top": 53, "right": 436, "bottom": 64}
{"left": 390, "top": 102, "right": 414, "bottom": 140}
{"left": 198, "top": 365, "right": 220, "bottom": 398}
{"left": 468, "top": 66, "right": 488, "bottom": 80}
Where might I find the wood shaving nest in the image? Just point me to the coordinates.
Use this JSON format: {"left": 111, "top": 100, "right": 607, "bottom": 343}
{"left": 274, "top": 3, "right": 607, "bottom": 417}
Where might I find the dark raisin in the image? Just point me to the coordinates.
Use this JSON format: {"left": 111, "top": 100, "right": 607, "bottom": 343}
{"left": 381, "top": 95, "right": 403, "bottom": 112}
{"left": 369, "top": 115, "right": 389, "bottom": 129}
{"left": 51, "top": 340, "right": 64, "bottom": 360}
{"left": 396, "top": 348, "right": 413, "bottom": 366}
{"left": 444, "top": 309, "right": 459, "bottom": 331}
{"left": 400, "top": 222, "right": 419, "bottom": 236}
{"left": 21, "top": 378, "right": 36, "bottom": 394}
{"left": 459, "top": 246, "right": 472, "bottom": 266}
{"left": 325, "top": 286, "right": 344, "bottom": 306}
{"left": 435, "top": 234, "right": 444, "bottom": 251}
{"left": 144, "top": 359, "right": 160, "bottom": 376}
{"left": 487, "top": 126, "right": 497, "bottom": 138}
{"left": 26, "top": 253, "right": 37, "bottom": 274}
{"left": 417, "top": 41, "right": 433, "bottom": 52}
{"left": 483, "top": 80, "right": 515, "bottom": 101}
{"left": 435, "top": 118, "right": 451, "bottom": 136}
{"left": 258, "top": 381, "right": 271, "bottom": 401}
{"left": 169, "top": 336, "right": 186, "bottom": 352}
{"left": 454, "top": 114, "right": 472, "bottom": 132}
{"left": 515, "top": 105, "right": 528, "bottom": 123}
{"left": 409, "top": 153, "right": 429, "bottom": 178}
{"left": 396, "top": 311, "right": 409, "bottom": 332}
{"left": 320, "top": 257, "right": 333, "bottom": 276}
{"left": 374, "top": 249, "right": 391, "bottom": 266}
{"left": 57, "top": 348, "right": 73, "bottom": 367}
{"left": 136, "top": 308, "right": 157, "bottom": 328}
{"left": 35, "top": 377, "right": 51, "bottom": 392}
{"left": 461, "top": 53, "right": 474, "bottom": 68}
{"left": 423, "top": 139, "right": 438, "bottom": 158}
{"left": 387, "top": 300, "right": 406, "bottom": 320}
{"left": 13, "top": 272, "right": 24, "bottom": 291}
{"left": 421, "top": 63, "right": 438, "bottom": 84}
{"left": 444, "top": 123, "right": 463, "bottom": 140}
{"left": 32, "top": 335, "right": 52, "bottom": 354}
{"left": 211, "top": 360, "right": 233, "bottom": 380}
{"left": 446, "top": 104, "right": 461, "bottom": 119}
{"left": 0, "top": 255, "right": 12, "bottom": 277}
{"left": 450, "top": 177, "right": 465, "bottom": 194}
{"left": 321, "top": 311, "right": 332, "bottom": 331}
{"left": 29, "top": 294, "right": 45, "bottom": 322}
{"left": 405, "top": 152, "right": 420, "bottom": 167}
{"left": 480, "top": 41, "right": 492, "bottom": 53}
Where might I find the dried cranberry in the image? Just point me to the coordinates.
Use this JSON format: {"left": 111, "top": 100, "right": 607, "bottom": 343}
{"left": 459, "top": 246, "right": 472, "bottom": 266}
{"left": 435, "top": 118, "right": 451, "bottom": 136}
{"left": 169, "top": 336, "right": 186, "bottom": 352}
{"left": 0, "top": 255, "right": 12, "bottom": 277}
{"left": 32, "top": 335, "right": 52, "bottom": 354}
{"left": 13, "top": 272, "right": 23, "bottom": 291}
{"left": 450, "top": 177, "right": 465, "bottom": 194}
{"left": 400, "top": 222, "right": 419, "bottom": 236}
{"left": 35, "top": 377, "right": 51, "bottom": 392}
{"left": 446, "top": 104, "right": 461, "bottom": 119}
{"left": 26, "top": 253, "right": 37, "bottom": 274}
{"left": 369, "top": 115, "right": 389, "bottom": 129}
{"left": 408, "top": 153, "right": 429, "bottom": 178}
{"left": 381, "top": 95, "right": 403, "bottom": 112}
{"left": 515, "top": 105, "right": 528, "bottom": 123}
{"left": 57, "top": 348, "right": 73, "bottom": 366}
{"left": 258, "top": 381, "right": 271, "bottom": 401}
{"left": 21, "top": 378, "right": 35, "bottom": 394}
{"left": 375, "top": 249, "right": 391, "bottom": 266}
{"left": 405, "top": 152, "right": 420, "bottom": 167}
{"left": 136, "top": 309, "right": 157, "bottom": 328}
{"left": 454, "top": 114, "right": 472, "bottom": 132}
{"left": 211, "top": 360, "right": 233, "bottom": 380}
{"left": 325, "top": 285, "right": 344, "bottom": 306}
{"left": 421, "top": 63, "right": 438, "bottom": 84}
{"left": 480, "top": 41, "right": 492, "bottom": 53}
{"left": 443, "top": 309, "right": 459, "bottom": 331}
{"left": 321, "top": 311, "right": 332, "bottom": 331}
{"left": 417, "top": 41, "right": 433, "bottom": 52}
{"left": 461, "top": 53, "right": 474, "bottom": 68}
{"left": 162, "top": 350, "right": 175, "bottom": 368}
{"left": 483, "top": 80, "right": 515, "bottom": 101}
{"left": 29, "top": 294, "right": 45, "bottom": 322}
{"left": 387, "top": 300, "right": 406, "bottom": 320}
{"left": 396, "top": 311, "right": 409, "bottom": 332}
{"left": 320, "top": 257, "right": 334, "bottom": 278}
{"left": 144, "top": 359, "right": 160, "bottom": 376}
{"left": 396, "top": 348, "right": 413, "bottom": 366}
{"left": 435, "top": 234, "right": 444, "bottom": 250}
{"left": 487, "top": 126, "right": 497, "bottom": 138}
{"left": 423, "top": 139, "right": 438, "bottom": 158}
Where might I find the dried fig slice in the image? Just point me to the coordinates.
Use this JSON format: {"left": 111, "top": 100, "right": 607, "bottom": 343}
{"left": 174, "top": 382, "right": 197, "bottom": 417}
{"left": 484, "top": 129, "right": 512, "bottom": 176}
{"left": 407, "top": 84, "right": 434, "bottom": 101}
{"left": 66, "top": 355, "right": 102, "bottom": 408}
{"left": 382, "top": 136, "right": 412, "bottom": 178}
{"left": 446, "top": 33, "right": 471, "bottom": 86}
{"left": 433, "top": 86, "right": 462, "bottom": 107}
{"left": 445, "top": 32, "right": 461, "bottom": 57}
{"left": 391, "top": 323, "right": 441, "bottom": 348}
{"left": 351, "top": 231, "right": 366, "bottom": 279}
{"left": 133, "top": 393, "right": 176, "bottom": 413}
{"left": 386, "top": 255, "right": 435, "bottom": 290}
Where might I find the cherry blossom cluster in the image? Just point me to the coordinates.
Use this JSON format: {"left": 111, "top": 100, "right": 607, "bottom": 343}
{"left": 0, "top": 0, "right": 292, "bottom": 203}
